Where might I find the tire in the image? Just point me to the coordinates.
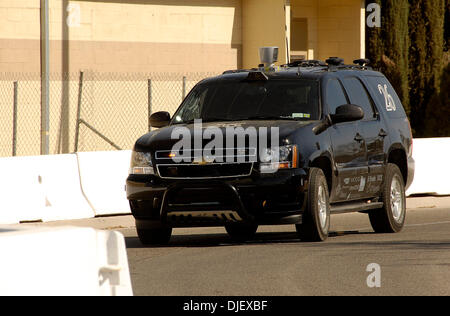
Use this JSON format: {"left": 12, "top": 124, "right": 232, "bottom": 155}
{"left": 225, "top": 223, "right": 258, "bottom": 242}
{"left": 369, "top": 164, "right": 406, "bottom": 233}
{"left": 296, "top": 168, "right": 331, "bottom": 242}
{"left": 136, "top": 220, "right": 172, "bottom": 245}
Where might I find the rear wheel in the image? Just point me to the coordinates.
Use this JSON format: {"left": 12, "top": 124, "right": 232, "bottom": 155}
{"left": 369, "top": 164, "right": 406, "bottom": 233}
{"left": 296, "top": 168, "right": 330, "bottom": 242}
{"left": 136, "top": 220, "right": 172, "bottom": 245}
{"left": 225, "top": 223, "right": 258, "bottom": 242}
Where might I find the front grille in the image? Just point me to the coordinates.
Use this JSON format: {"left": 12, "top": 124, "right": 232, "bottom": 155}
{"left": 156, "top": 163, "right": 253, "bottom": 179}
{"left": 155, "top": 148, "right": 257, "bottom": 161}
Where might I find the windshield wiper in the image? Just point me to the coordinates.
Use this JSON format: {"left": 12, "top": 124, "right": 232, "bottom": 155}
{"left": 202, "top": 117, "right": 236, "bottom": 123}
{"left": 172, "top": 117, "right": 235, "bottom": 125}
{"left": 243, "top": 116, "right": 297, "bottom": 121}
{"left": 173, "top": 116, "right": 296, "bottom": 125}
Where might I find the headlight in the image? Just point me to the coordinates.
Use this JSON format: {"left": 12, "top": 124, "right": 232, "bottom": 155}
{"left": 260, "top": 145, "right": 298, "bottom": 173}
{"left": 129, "top": 151, "right": 155, "bottom": 175}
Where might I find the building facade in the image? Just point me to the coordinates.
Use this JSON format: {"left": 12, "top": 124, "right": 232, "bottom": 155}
{"left": 0, "top": 0, "right": 366, "bottom": 74}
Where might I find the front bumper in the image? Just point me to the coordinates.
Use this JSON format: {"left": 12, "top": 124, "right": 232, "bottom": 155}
{"left": 126, "top": 169, "right": 308, "bottom": 227}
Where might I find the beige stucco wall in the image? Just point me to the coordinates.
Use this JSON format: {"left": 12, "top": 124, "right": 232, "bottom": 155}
{"left": 242, "top": 0, "right": 289, "bottom": 69}
{"left": 291, "top": 0, "right": 365, "bottom": 64}
{"left": 0, "top": 0, "right": 242, "bottom": 74}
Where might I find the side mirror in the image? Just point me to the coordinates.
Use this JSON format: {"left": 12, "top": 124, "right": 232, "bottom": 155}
{"left": 330, "top": 104, "right": 364, "bottom": 124}
{"left": 150, "top": 111, "right": 171, "bottom": 128}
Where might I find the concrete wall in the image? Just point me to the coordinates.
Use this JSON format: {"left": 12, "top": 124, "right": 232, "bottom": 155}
{"left": 0, "top": 0, "right": 242, "bottom": 74}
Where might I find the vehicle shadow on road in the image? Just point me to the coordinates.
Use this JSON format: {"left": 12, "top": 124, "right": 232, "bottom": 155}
{"left": 125, "top": 230, "right": 377, "bottom": 249}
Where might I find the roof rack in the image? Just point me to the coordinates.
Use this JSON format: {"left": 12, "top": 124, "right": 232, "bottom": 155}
{"left": 222, "top": 57, "right": 372, "bottom": 76}
{"left": 286, "top": 60, "right": 328, "bottom": 68}
{"left": 326, "top": 57, "right": 373, "bottom": 71}
{"left": 326, "top": 57, "right": 345, "bottom": 66}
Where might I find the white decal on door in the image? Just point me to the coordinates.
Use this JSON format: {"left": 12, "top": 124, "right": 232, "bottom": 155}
{"left": 378, "top": 84, "right": 397, "bottom": 112}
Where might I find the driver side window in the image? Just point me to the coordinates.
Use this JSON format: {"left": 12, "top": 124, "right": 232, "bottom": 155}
{"left": 174, "top": 87, "right": 209, "bottom": 123}
{"left": 326, "top": 79, "right": 348, "bottom": 114}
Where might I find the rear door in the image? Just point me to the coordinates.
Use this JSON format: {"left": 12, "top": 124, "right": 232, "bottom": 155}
{"left": 341, "top": 76, "right": 386, "bottom": 198}
{"left": 325, "top": 78, "right": 368, "bottom": 203}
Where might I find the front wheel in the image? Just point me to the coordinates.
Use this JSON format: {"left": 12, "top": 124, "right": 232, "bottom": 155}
{"left": 296, "top": 168, "right": 331, "bottom": 242}
{"left": 369, "top": 164, "right": 406, "bottom": 233}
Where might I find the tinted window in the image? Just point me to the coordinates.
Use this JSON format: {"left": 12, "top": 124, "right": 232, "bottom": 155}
{"left": 342, "top": 77, "right": 376, "bottom": 121}
{"left": 172, "top": 79, "right": 320, "bottom": 124}
{"left": 365, "top": 76, "right": 407, "bottom": 119}
{"left": 325, "top": 79, "right": 348, "bottom": 114}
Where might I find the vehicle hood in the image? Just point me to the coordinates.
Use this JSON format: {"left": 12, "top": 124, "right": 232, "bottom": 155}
{"left": 134, "top": 120, "right": 315, "bottom": 152}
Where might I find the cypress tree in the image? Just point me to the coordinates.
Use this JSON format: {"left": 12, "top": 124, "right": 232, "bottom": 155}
{"left": 382, "top": 0, "right": 410, "bottom": 115}
{"left": 366, "top": 0, "right": 384, "bottom": 69}
{"left": 366, "top": 0, "right": 410, "bottom": 116}
{"left": 409, "top": 0, "right": 445, "bottom": 137}
{"left": 366, "top": 0, "right": 447, "bottom": 136}
{"left": 424, "top": 64, "right": 450, "bottom": 137}
{"left": 445, "top": 0, "right": 450, "bottom": 52}
{"left": 408, "top": 0, "right": 428, "bottom": 136}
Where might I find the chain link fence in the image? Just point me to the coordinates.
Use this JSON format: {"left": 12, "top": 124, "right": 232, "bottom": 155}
{"left": 0, "top": 72, "right": 217, "bottom": 157}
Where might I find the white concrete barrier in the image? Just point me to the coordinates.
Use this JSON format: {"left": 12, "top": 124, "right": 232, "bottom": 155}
{"left": 0, "top": 154, "right": 95, "bottom": 225}
{"left": 0, "top": 226, "right": 133, "bottom": 296}
{"left": 76, "top": 151, "right": 132, "bottom": 216}
{"left": 407, "top": 138, "right": 450, "bottom": 196}
{"left": 1, "top": 136, "right": 448, "bottom": 225}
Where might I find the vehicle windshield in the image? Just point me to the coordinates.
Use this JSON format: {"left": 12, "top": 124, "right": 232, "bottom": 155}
{"left": 171, "top": 79, "right": 320, "bottom": 124}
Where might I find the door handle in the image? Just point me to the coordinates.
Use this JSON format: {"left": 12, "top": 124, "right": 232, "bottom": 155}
{"left": 379, "top": 129, "right": 388, "bottom": 138}
{"left": 354, "top": 133, "right": 364, "bottom": 142}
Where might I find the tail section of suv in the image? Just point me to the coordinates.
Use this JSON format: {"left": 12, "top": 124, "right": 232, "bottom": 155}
{"left": 126, "top": 53, "right": 414, "bottom": 245}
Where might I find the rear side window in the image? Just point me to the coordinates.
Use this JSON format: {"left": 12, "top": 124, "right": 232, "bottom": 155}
{"left": 364, "top": 76, "right": 407, "bottom": 119}
{"left": 325, "top": 79, "right": 348, "bottom": 114}
{"left": 341, "top": 77, "right": 376, "bottom": 121}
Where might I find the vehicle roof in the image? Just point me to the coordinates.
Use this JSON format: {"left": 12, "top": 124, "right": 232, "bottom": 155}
{"left": 200, "top": 63, "right": 384, "bottom": 84}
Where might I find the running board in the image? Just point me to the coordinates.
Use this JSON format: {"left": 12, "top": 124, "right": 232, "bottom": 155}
{"left": 330, "top": 201, "right": 383, "bottom": 214}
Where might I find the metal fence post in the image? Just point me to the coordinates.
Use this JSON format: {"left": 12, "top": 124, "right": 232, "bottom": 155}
{"left": 182, "top": 76, "right": 187, "bottom": 100}
{"left": 148, "top": 79, "right": 152, "bottom": 132}
{"left": 40, "top": 0, "right": 50, "bottom": 155}
{"left": 12, "top": 81, "right": 18, "bottom": 157}
{"left": 74, "top": 71, "right": 84, "bottom": 152}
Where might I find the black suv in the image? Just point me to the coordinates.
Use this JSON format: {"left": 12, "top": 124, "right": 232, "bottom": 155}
{"left": 126, "top": 56, "right": 414, "bottom": 245}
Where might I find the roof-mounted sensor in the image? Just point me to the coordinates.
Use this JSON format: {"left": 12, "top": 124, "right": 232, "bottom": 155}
{"left": 259, "top": 47, "right": 279, "bottom": 68}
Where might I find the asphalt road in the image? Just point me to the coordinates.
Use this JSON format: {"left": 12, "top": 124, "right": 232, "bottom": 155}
{"left": 21, "top": 196, "right": 450, "bottom": 296}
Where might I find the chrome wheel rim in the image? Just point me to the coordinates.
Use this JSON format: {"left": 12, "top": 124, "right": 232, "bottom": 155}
{"left": 391, "top": 176, "right": 404, "bottom": 223}
{"left": 318, "top": 185, "right": 328, "bottom": 229}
